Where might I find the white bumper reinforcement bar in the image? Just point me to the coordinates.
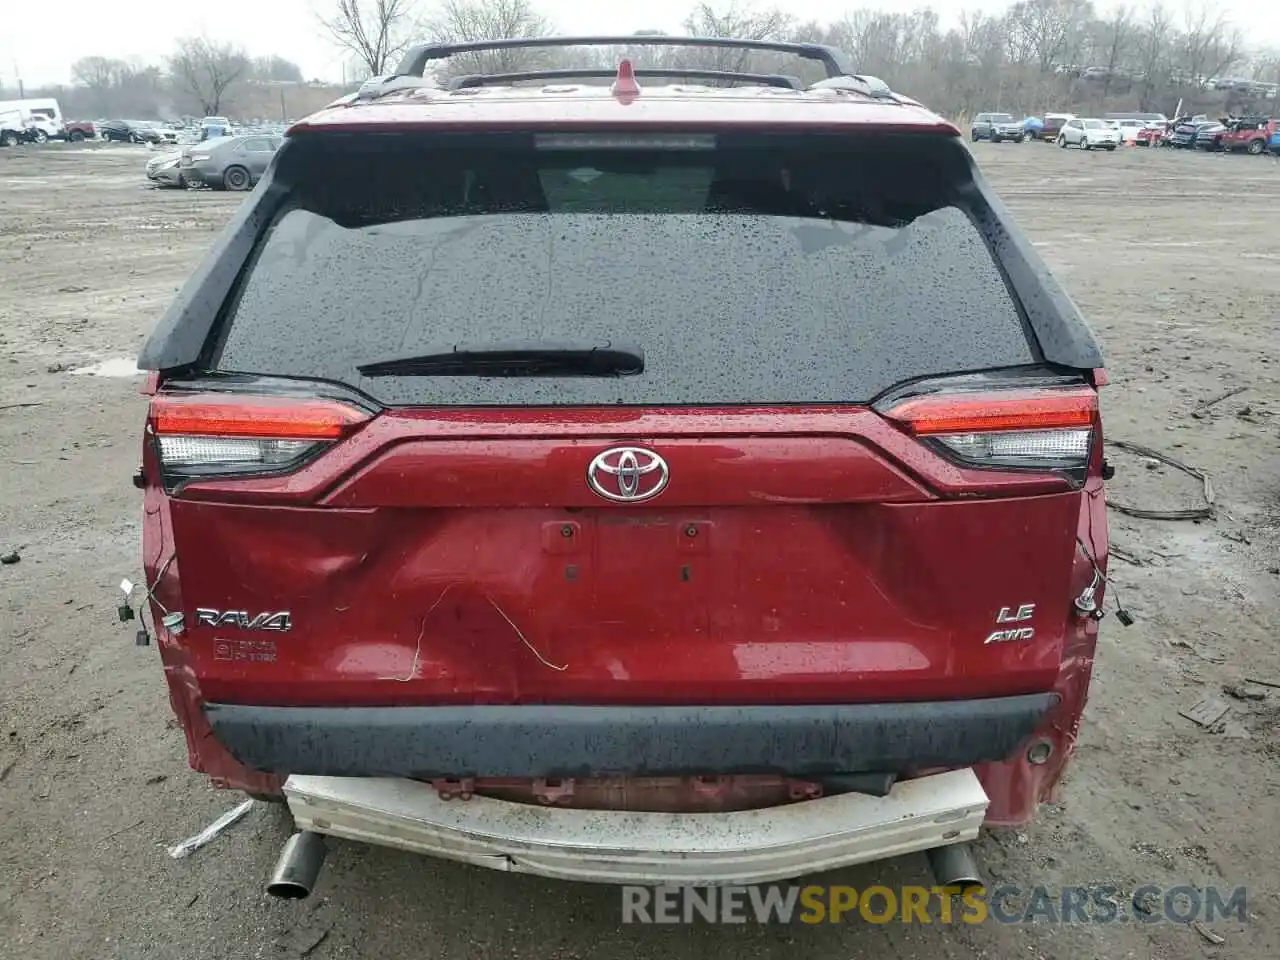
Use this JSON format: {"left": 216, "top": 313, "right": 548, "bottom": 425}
{"left": 283, "top": 768, "right": 988, "bottom": 886}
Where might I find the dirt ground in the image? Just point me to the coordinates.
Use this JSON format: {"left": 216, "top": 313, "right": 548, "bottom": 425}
{"left": 1, "top": 141, "right": 1278, "bottom": 960}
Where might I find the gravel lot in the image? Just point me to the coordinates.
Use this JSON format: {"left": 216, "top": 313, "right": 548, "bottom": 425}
{"left": 1, "top": 142, "right": 1278, "bottom": 960}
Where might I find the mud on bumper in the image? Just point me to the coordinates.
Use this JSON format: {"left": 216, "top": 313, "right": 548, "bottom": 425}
{"left": 206, "top": 694, "right": 1057, "bottom": 779}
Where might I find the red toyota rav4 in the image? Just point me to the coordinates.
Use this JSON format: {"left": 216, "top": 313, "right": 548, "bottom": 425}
{"left": 136, "top": 36, "right": 1110, "bottom": 895}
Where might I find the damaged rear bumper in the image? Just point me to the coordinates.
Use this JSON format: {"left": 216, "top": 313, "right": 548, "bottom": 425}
{"left": 205, "top": 694, "right": 1056, "bottom": 779}
{"left": 283, "top": 768, "right": 989, "bottom": 885}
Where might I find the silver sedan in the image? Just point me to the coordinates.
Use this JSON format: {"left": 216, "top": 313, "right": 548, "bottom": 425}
{"left": 145, "top": 149, "right": 189, "bottom": 188}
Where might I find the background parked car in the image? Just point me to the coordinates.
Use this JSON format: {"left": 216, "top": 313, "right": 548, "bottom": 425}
{"left": 1135, "top": 122, "right": 1167, "bottom": 146}
{"left": 0, "top": 98, "right": 63, "bottom": 141}
{"left": 1040, "top": 112, "right": 1075, "bottom": 142}
{"left": 1218, "top": 118, "right": 1276, "bottom": 154}
{"left": 1168, "top": 119, "right": 1214, "bottom": 148}
{"left": 199, "top": 116, "right": 231, "bottom": 140}
{"left": 99, "top": 120, "right": 161, "bottom": 144}
{"left": 0, "top": 109, "right": 29, "bottom": 146}
{"left": 1111, "top": 118, "right": 1145, "bottom": 143}
{"left": 1195, "top": 121, "right": 1226, "bottom": 150}
{"left": 970, "top": 112, "right": 1027, "bottom": 142}
{"left": 63, "top": 120, "right": 96, "bottom": 142}
{"left": 145, "top": 149, "right": 188, "bottom": 188}
{"left": 1058, "top": 117, "right": 1120, "bottom": 150}
{"left": 180, "top": 134, "right": 282, "bottom": 190}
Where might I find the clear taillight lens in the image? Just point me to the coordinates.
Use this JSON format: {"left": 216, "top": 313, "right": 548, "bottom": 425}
{"left": 157, "top": 436, "right": 317, "bottom": 469}
{"left": 930, "top": 428, "right": 1092, "bottom": 468}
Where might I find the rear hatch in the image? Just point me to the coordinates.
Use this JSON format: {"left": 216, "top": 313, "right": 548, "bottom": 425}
{"left": 145, "top": 128, "right": 1101, "bottom": 709}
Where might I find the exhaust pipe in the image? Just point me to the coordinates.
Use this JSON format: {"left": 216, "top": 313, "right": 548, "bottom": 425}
{"left": 267, "top": 831, "right": 328, "bottom": 899}
{"left": 926, "top": 841, "right": 982, "bottom": 891}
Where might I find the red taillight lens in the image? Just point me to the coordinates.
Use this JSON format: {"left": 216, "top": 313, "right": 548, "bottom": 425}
{"left": 885, "top": 388, "right": 1096, "bottom": 435}
{"left": 880, "top": 385, "right": 1097, "bottom": 474}
{"left": 150, "top": 394, "right": 368, "bottom": 484}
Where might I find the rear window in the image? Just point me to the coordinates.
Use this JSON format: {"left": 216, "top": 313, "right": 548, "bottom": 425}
{"left": 211, "top": 133, "right": 1036, "bottom": 406}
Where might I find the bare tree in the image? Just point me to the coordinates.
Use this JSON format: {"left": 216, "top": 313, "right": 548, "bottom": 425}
{"left": 421, "top": 0, "right": 555, "bottom": 78}
{"left": 320, "top": 0, "right": 417, "bottom": 78}
{"left": 252, "top": 55, "right": 305, "bottom": 83}
{"left": 72, "top": 56, "right": 126, "bottom": 90}
{"left": 1180, "top": 3, "right": 1241, "bottom": 85}
{"left": 679, "top": 4, "right": 793, "bottom": 72}
{"left": 1006, "top": 0, "right": 1093, "bottom": 73}
{"left": 1097, "top": 5, "right": 1132, "bottom": 97}
{"left": 1134, "top": 3, "right": 1172, "bottom": 107}
{"left": 167, "top": 37, "right": 249, "bottom": 115}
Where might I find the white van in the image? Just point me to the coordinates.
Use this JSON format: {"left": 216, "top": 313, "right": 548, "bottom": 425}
{"left": 0, "top": 98, "right": 65, "bottom": 141}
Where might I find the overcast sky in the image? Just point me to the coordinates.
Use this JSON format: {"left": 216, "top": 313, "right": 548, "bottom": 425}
{"left": 3, "top": 0, "right": 1277, "bottom": 87}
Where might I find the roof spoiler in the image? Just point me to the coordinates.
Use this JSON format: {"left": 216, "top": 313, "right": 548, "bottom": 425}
{"left": 396, "top": 35, "right": 856, "bottom": 79}
{"left": 447, "top": 67, "right": 804, "bottom": 91}
{"left": 356, "top": 35, "right": 899, "bottom": 103}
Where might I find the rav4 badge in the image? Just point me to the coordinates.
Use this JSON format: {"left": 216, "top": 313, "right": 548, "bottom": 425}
{"left": 194, "top": 608, "right": 292, "bottom": 632}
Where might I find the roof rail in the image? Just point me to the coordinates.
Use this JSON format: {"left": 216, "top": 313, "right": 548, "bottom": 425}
{"left": 448, "top": 68, "right": 804, "bottom": 91}
{"left": 396, "top": 35, "right": 856, "bottom": 80}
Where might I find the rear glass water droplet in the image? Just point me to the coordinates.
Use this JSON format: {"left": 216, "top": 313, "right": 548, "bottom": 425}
{"left": 213, "top": 135, "right": 1035, "bottom": 405}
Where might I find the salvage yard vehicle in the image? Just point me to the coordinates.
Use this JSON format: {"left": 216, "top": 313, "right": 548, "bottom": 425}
{"left": 1039, "top": 111, "right": 1074, "bottom": 142}
{"left": 135, "top": 34, "right": 1110, "bottom": 896}
{"left": 1218, "top": 117, "right": 1277, "bottom": 154}
{"left": 0, "top": 108, "right": 30, "bottom": 146}
{"left": 64, "top": 119, "right": 96, "bottom": 142}
{"left": 179, "top": 134, "right": 282, "bottom": 190}
{"left": 1195, "top": 121, "right": 1227, "bottom": 150}
{"left": 1058, "top": 117, "right": 1120, "bottom": 150}
{"left": 1168, "top": 117, "right": 1214, "bottom": 148}
{"left": 1135, "top": 121, "right": 1167, "bottom": 146}
{"left": 0, "top": 97, "right": 64, "bottom": 141}
{"left": 146, "top": 149, "right": 188, "bottom": 188}
{"left": 99, "top": 119, "right": 161, "bottom": 143}
{"left": 970, "top": 112, "right": 1026, "bottom": 142}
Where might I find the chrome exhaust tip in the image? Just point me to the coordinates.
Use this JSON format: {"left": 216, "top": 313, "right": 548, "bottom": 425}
{"left": 926, "top": 841, "right": 983, "bottom": 891}
{"left": 266, "top": 831, "right": 327, "bottom": 899}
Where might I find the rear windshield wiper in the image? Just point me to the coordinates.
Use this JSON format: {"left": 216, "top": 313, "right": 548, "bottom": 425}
{"left": 356, "top": 340, "right": 644, "bottom": 378}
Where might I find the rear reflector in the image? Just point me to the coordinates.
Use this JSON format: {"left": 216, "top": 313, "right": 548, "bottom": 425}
{"left": 880, "top": 385, "right": 1097, "bottom": 474}
{"left": 150, "top": 394, "right": 368, "bottom": 484}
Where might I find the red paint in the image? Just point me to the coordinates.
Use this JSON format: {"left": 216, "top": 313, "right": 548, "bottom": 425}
{"left": 289, "top": 89, "right": 959, "bottom": 138}
{"left": 144, "top": 391, "right": 1107, "bottom": 820}
{"left": 1218, "top": 118, "right": 1278, "bottom": 153}
{"left": 612, "top": 59, "right": 641, "bottom": 102}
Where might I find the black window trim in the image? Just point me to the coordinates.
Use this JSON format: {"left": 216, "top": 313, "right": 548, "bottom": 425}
{"left": 138, "top": 129, "right": 1105, "bottom": 375}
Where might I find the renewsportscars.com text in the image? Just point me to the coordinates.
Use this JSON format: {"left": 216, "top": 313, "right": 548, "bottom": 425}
{"left": 621, "top": 884, "right": 1247, "bottom": 925}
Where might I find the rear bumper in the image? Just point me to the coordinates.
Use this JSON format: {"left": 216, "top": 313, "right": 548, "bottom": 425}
{"left": 206, "top": 694, "right": 1056, "bottom": 779}
{"left": 284, "top": 767, "right": 989, "bottom": 885}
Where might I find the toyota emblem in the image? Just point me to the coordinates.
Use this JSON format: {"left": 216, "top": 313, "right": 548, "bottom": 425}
{"left": 586, "top": 447, "right": 669, "bottom": 503}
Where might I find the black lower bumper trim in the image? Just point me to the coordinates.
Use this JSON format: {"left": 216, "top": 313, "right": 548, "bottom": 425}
{"left": 205, "top": 694, "right": 1056, "bottom": 779}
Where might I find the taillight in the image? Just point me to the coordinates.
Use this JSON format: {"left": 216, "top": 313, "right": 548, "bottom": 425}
{"left": 878, "top": 383, "right": 1097, "bottom": 475}
{"left": 149, "top": 394, "right": 368, "bottom": 485}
